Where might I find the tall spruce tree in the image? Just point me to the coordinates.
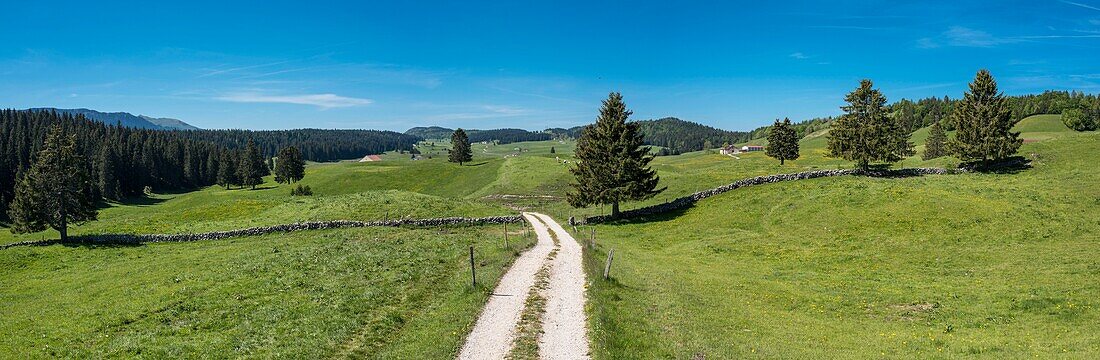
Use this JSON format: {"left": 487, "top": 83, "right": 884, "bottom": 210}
{"left": 765, "top": 117, "right": 800, "bottom": 165}
{"left": 948, "top": 70, "right": 1022, "bottom": 163}
{"left": 237, "top": 139, "right": 268, "bottom": 190}
{"left": 216, "top": 149, "right": 238, "bottom": 189}
{"left": 97, "top": 145, "right": 122, "bottom": 200}
{"left": 449, "top": 129, "right": 473, "bottom": 165}
{"left": 568, "top": 92, "right": 665, "bottom": 217}
{"left": 274, "top": 146, "right": 306, "bottom": 184}
{"left": 827, "top": 79, "right": 914, "bottom": 169}
{"left": 922, "top": 121, "right": 948, "bottom": 160}
{"left": 8, "top": 125, "right": 98, "bottom": 242}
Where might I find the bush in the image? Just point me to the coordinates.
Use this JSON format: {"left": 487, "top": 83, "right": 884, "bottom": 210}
{"left": 290, "top": 184, "right": 313, "bottom": 196}
{"left": 1062, "top": 108, "right": 1098, "bottom": 131}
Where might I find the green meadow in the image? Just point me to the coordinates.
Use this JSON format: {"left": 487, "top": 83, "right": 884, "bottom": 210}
{"left": 1, "top": 114, "right": 1096, "bottom": 358}
{"left": 574, "top": 116, "right": 1100, "bottom": 358}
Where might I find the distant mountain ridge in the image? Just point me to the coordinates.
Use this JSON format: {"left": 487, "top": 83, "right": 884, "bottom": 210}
{"left": 28, "top": 108, "right": 199, "bottom": 130}
{"left": 139, "top": 115, "right": 200, "bottom": 130}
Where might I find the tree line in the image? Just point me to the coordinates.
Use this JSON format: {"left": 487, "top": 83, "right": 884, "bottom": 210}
{"left": 0, "top": 109, "right": 378, "bottom": 226}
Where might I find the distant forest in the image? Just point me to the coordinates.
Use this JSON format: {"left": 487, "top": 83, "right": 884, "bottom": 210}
{"left": 0, "top": 109, "right": 419, "bottom": 220}
{"left": 748, "top": 90, "right": 1099, "bottom": 144}
{"left": 405, "top": 126, "right": 551, "bottom": 144}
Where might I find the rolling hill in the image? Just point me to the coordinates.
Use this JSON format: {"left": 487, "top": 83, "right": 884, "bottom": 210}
{"left": 28, "top": 108, "right": 199, "bottom": 130}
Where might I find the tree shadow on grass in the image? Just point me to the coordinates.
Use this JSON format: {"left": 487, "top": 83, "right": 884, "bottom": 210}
{"left": 959, "top": 156, "right": 1032, "bottom": 174}
{"left": 590, "top": 204, "right": 694, "bottom": 226}
{"left": 464, "top": 161, "right": 491, "bottom": 167}
{"left": 60, "top": 239, "right": 146, "bottom": 249}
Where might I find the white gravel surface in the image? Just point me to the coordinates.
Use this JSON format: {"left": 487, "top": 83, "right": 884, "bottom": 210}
{"left": 530, "top": 212, "right": 591, "bottom": 360}
{"left": 457, "top": 213, "right": 555, "bottom": 360}
{"left": 457, "top": 212, "right": 591, "bottom": 359}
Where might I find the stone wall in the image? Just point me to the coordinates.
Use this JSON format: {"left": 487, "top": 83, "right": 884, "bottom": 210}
{"left": 0, "top": 215, "right": 522, "bottom": 250}
{"left": 583, "top": 167, "right": 959, "bottom": 224}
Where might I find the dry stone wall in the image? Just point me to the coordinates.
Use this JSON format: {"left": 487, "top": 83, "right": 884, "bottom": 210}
{"left": 583, "top": 167, "right": 958, "bottom": 224}
{"left": 0, "top": 215, "right": 522, "bottom": 250}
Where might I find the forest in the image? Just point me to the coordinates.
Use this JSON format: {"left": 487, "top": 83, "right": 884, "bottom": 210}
{"left": 0, "top": 109, "right": 419, "bottom": 221}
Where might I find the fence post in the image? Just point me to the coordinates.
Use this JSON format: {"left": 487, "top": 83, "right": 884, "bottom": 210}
{"left": 504, "top": 222, "right": 508, "bottom": 248}
{"left": 603, "top": 249, "right": 614, "bottom": 280}
{"left": 469, "top": 246, "right": 476, "bottom": 287}
{"left": 591, "top": 228, "right": 596, "bottom": 249}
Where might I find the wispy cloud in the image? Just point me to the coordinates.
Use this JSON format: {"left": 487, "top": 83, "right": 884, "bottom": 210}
{"left": 1061, "top": 0, "right": 1100, "bottom": 11}
{"left": 806, "top": 25, "right": 878, "bottom": 30}
{"left": 217, "top": 92, "right": 373, "bottom": 109}
{"left": 943, "top": 26, "right": 1019, "bottom": 47}
{"left": 916, "top": 37, "right": 941, "bottom": 49}
{"left": 199, "top": 60, "right": 292, "bottom": 78}
{"left": 789, "top": 52, "right": 810, "bottom": 59}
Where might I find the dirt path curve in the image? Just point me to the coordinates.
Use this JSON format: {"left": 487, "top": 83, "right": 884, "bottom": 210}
{"left": 529, "top": 212, "right": 591, "bottom": 359}
{"left": 457, "top": 213, "right": 555, "bottom": 360}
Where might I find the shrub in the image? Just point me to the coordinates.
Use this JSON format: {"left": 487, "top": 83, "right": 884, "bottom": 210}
{"left": 290, "top": 184, "right": 313, "bottom": 196}
{"left": 1062, "top": 108, "right": 1098, "bottom": 131}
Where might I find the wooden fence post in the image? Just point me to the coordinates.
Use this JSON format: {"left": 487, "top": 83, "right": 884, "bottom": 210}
{"left": 469, "top": 246, "right": 476, "bottom": 287}
{"left": 504, "top": 222, "right": 509, "bottom": 248}
{"left": 591, "top": 228, "right": 596, "bottom": 249}
{"left": 603, "top": 249, "right": 614, "bottom": 280}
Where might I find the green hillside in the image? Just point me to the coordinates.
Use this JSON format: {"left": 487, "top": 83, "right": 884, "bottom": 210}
{"left": 576, "top": 126, "right": 1099, "bottom": 358}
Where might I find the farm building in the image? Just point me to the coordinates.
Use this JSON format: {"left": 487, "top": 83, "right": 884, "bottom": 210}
{"left": 719, "top": 144, "right": 765, "bottom": 155}
{"left": 742, "top": 145, "right": 764, "bottom": 152}
{"left": 359, "top": 154, "right": 383, "bottom": 162}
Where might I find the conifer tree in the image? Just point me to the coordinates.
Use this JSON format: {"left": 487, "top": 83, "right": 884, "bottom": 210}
{"left": 922, "top": 121, "right": 948, "bottom": 160}
{"left": 1061, "top": 107, "right": 1097, "bottom": 131}
{"left": 550, "top": 146, "right": 556, "bottom": 154}
{"left": 216, "top": 149, "right": 238, "bottom": 189}
{"left": 948, "top": 70, "right": 1022, "bottom": 163}
{"left": 97, "top": 145, "right": 122, "bottom": 200}
{"left": 827, "top": 79, "right": 914, "bottom": 169}
{"left": 568, "top": 92, "right": 665, "bottom": 217}
{"left": 237, "top": 139, "right": 268, "bottom": 190}
{"left": 765, "top": 117, "right": 800, "bottom": 165}
{"left": 449, "top": 129, "right": 473, "bottom": 165}
{"left": 274, "top": 146, "right": 306, "bottom": 184}
{"left": 8, "top": 125, "right": 98, "bottom": 242}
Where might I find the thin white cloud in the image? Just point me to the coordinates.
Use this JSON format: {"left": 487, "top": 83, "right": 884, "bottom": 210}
{"left": 199, "top": 60, "right": 292, "bottom": 78}
{"left": 916, "top": 37, "right": 940, "bottom": 49}
{"left": 1061, "top": 0, "right": 1100, "bottom": 11}
{"left": 217, "top": 93, "right": 373, "bottom": 109}
{"left": 1019, "top": 34, "right": 1100, "bottom": 39}
{"left": 807, "top": 25, "right": 878, "bottom": 30}
{"left": 944, "top": 26, "right": 1019, "bottom": 47}
{"left": 789, "top": 52, "right": 809, "bottom": 59}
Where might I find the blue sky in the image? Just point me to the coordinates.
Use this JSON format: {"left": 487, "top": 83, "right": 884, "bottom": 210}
{"left": 2, "top": 1, "right": 1098, "bottom": 131}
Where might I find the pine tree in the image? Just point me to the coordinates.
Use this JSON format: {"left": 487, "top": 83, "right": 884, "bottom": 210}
{"left": 216, "top": 149, "right": 237, "bottom": 189}
{"left": 448, "top": 129, "right": 473, "bottom": 165}
{"left": 550, "top": 146, "right": 556, "bottom": 154}
{"left": 948, "top": 70, "right": 1022, "bottom": 163}
{"left": 922, "top": 121, "right": 948, "bottom": 160}
{"left": 1061, "top": 107, "right": 1097, "bottom": 131}
{"left": 8, "top": 125, "right": 98, "bottom": 242}
{"left": 274, "top": 146, "right": 306, "bottom": 184}
{"left": 237, "top": 139, "right": 267, "bottom": 190}
{"left": 97, "top": 145, "right": 122, "bottom": 200}
{"left": 765, "top": 118, "right": 800, "bottom": 165}
{"left": 568, "top": 92, "right": 665, "bottom": 217}
{"left": 827, "top": 79, "right": 914, "bottom": 169}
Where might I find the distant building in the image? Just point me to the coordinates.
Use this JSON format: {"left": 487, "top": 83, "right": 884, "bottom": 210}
{"left": 359, "top": 154, "right": 383, "bottom": 162}
{"left": 719, "top": 145, "right": 739, "bottom": 155}
{"left": 742, "top": 145, "right": 764, "bottom": 152}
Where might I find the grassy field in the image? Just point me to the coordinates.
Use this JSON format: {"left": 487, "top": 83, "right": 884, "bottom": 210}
{"left": 2, "top": 114, "right": 1092, "bottom": 358}
{"left": 575, "top": 119, "right": 1098, "bottom": 358}
{"left": 0, "top": 225, "right": 536, "bottom": 358}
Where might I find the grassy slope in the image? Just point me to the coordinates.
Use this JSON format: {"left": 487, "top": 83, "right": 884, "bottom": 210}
{"left": 0, "top": 159, "right": 510, "bottom": 245}
{"left": 0, "top": 226, "right": 535, "bottom": 358}
{"left": 578, "top": 122, "right": 1099, "bottom": 358}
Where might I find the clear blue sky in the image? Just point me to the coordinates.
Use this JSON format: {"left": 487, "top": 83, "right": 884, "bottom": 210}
{"left": 2, "top": 1, "right": 1098, "bottom": 131}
